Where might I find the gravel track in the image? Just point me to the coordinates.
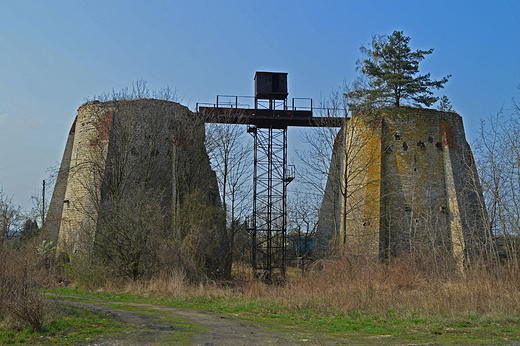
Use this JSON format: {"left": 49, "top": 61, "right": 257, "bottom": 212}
{"left": 45, "top": 294, "right": 340, "bottom": 345}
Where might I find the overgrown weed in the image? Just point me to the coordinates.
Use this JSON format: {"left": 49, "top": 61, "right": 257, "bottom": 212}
{"left": 0, "top": 246, "right": 47, "bottom": 331}
{"left": 38, "top": 248, "right": 520, "bottom": 344}
{"left": 66, "top": 247, "right": 520, "bottom": 321}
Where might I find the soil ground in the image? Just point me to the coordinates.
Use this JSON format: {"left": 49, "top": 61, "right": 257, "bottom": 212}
{"left": 46, "top": 295, "right": 349, "bottom": 345}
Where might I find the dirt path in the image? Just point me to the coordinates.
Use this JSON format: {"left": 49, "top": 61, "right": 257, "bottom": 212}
{"left": 46, "top": 294, "right": 342, "bottom": 345}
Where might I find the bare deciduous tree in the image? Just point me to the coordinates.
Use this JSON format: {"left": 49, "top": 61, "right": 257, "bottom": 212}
{"left": 64, "top": 83, "right": 224, "bottom": 280}
{"left": 88, "top": 98, "right": 179, "bottom": 279}
{"left": 287, "top": 192, "right": 320, "bottom": 274}
{"left": 299, "top": 84, "right": 382, "bottom": 256}
{"left": 0, "top": 189, "right": 23, "bottom": 245}
{"left": 473, "top": 97, "right": 520, "bottom": 266}
{"left": 206, "top": 111, "right": 252, "bottom": 278}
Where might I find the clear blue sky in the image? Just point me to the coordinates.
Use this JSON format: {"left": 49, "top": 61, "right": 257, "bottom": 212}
{"left": 1, "top": 0, "right": 519, "bottom": 211}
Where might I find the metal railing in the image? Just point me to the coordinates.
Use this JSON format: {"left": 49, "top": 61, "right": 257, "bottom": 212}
{"left": 197, "top": 95, "right": 313, "bottom": 113}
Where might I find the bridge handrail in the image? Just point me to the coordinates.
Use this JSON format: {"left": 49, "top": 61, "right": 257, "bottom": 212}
{"left": 197, "top": 97, "right": 348, "bottom": 119}
{"left": 204, "top": 95, "right": 316, "bottom": 112}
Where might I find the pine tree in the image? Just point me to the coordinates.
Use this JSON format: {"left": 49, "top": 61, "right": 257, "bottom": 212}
{"left": 349, "top": 31, "right": 450, "bottom": 109}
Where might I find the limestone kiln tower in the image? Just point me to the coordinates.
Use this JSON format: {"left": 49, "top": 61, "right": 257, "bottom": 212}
{"left": 54, "top": 101, "right": 115, "bottom": 252}
{"left": 316, "top": 108, "right": 490, "bottom": 265}
{"left": 47, "top": 99, "right": 220, "bottom": 254}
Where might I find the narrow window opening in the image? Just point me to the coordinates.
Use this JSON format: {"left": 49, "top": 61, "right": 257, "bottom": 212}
{"left": 89, "top": 137, "right": 99, "bottom": 147}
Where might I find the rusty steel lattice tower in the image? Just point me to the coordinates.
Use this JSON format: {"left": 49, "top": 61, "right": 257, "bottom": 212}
{"left": 198, "top": 72, "right": 343, "bottom": 281}
{"left": 249, "top": 72, "right": 293, "bottom": 279}
{"left": 247, "top": 125, "right": 292, "bottom": 279}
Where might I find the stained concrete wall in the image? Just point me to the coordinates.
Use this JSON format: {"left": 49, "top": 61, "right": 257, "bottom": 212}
{"left": 314, "top": 129, "right": 343, "bottom": 257}
{"left": 316, "top": 108, "right": 489, "bottom": 263}
{"left": 56, "top": 101, "right": 114, "bottom": 252}
{"left": 45, "top": 118, "right": 76, "bottom": 243}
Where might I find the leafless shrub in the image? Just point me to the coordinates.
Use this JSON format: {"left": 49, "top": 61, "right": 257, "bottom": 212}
{"left": 177, "top": 191, "right": 223, "bottom": 280}
{"left": 6, "top": 292, "right": 44, "bottom": 331}
{"left": 0, "top": 247, "right": 45, "bottom": 331}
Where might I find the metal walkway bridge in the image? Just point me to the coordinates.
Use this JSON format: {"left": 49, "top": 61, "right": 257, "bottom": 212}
{"left": 197, "top": 73, "right": 344, "bottom": 281}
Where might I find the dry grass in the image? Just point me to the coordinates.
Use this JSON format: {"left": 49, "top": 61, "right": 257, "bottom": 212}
{"left": 61, "top": 244, "right": 520, "bottom": 322}
{"left": 279, "top": 255, "right": 520, "bottom": 317}
{"left": 120, "top": 269, "right": 189, "bottom": 297}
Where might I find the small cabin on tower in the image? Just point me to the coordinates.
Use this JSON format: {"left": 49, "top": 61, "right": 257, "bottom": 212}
{"left": 255, "top": 72, "right": 288, "bottom": 101}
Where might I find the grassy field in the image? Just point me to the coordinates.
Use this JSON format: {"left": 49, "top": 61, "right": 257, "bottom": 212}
{"left": 1, "top": 293, "right": 208, "bottom": 345}
{"left": 0, "top": 301, "right": 127, "bottom": 345}
{"left": 3, "top": 250, "right": 520, "bottom": 344}
{"left": 40, "top": 252, "right": 520, "bottom": 346}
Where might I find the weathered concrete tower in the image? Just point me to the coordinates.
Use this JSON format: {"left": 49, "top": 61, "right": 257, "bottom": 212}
{"left": 54, "top": 101, "right": 114, "bottom": 252}
{"left": 316, "top": 108, "right": 489, "bottom": 265}
{"left": 47, "top": 99, "right": 220, "bottom": 254}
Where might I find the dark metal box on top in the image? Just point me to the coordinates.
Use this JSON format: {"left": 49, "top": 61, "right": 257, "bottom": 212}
{"left": 255, "top": 72, "right": 288, "bottom": 100}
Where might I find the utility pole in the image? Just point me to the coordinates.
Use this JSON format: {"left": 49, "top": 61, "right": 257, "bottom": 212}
{"left": 42, "top": 179, "right": 45, "bottom": 226}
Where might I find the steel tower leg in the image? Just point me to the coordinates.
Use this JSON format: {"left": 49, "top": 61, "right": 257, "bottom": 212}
{"left": 248, "top": 125, "right": 290, "bottom": 282}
